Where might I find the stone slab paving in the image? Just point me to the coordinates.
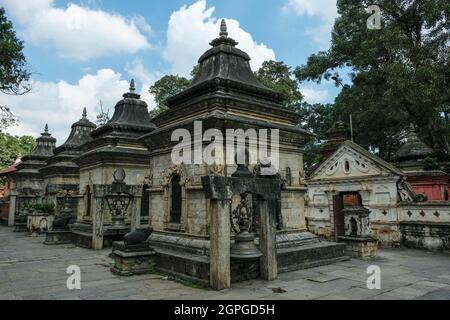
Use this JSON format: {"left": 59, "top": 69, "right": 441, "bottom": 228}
{"left": 1, "top": 226, "right": 449, "bottom": 300}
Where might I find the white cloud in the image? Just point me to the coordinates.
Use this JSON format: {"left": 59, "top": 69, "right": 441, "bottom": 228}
{"left": 1, "top": 0, "right": 151, "bottom": 60}
{"left": 283, "top": 0, "right": 338, "bottom": 49}
{"left": 164, "top": 0, "right": 276, "bottom": 77}
{"left": 125, "top": 58, "right": 163, "bottom": 111}
{"left": 2, "top": 69, "right": 132, "bottom": 142}
{"left": 301, "top": 87, "right": 330, "bottom": 104}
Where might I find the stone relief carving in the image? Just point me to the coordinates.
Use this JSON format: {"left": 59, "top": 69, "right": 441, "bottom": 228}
{"left": 94, "top": 198, "right": 105, "bottom": 238}
{"left": 354, "top": 159, "right": 370, "bottom": 173}
{"left": 325, "top": 161, "right": 339, "bottom": 176}
{"left": 298, "top": 167, "right": 305, "bottom": 186}
{"left": 209, "top": 164, "right": 224, "bottom": 176}
{"left": 141, "top": 173, "right": 153, "bottom": 187}
{"left": 397, "top": 179, "right": 427, "bottom": 203}
{"left": 229, "top": 194, "right": 252, "bottom": 234}
{"left": 162, "top": 165, "right": 191, "bottom": 188}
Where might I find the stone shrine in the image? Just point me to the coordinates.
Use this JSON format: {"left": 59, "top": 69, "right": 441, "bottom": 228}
{"left": 8, "top": 125, "right": 56, "bottom": 232}
{"left": 70, "top": 80, "right": 156, "bottom": 249}
{"left": 138, "top": 20, "right": 348, "bottom": 287}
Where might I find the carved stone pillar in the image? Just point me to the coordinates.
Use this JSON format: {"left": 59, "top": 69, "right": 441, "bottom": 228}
{"left": 259, "top": 198, "right": 278, "bottom": 280}
{"left": 209, "top": 199, "right": 232, "bottom": 290}
{"left": 92, "top": 197, "right": 104, "bottom": 250}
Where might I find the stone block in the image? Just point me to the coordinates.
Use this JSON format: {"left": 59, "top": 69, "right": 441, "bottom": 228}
{"left": 43, "top": 230, "right": 72, "bottom": 245}
{"left": 110, "top": 248, "right": 156, "bottom": 276}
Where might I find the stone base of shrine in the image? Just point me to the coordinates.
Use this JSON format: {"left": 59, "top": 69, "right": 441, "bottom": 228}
{"left": 338, "top": 236, "right": 379, "bottom": 258}
{"left": 110, "top": 241, "right": 156, "bottom": 276}
{"left": 400, "top": 221, "right": 450, "bottom": 251}
{"left": 27, "top": 213, "right": 54, "bottom": 235}
{"left": 43, "top": 230, "right": 73, "bottom": 245}
{"left": 14, "top": 222, "right": 28, "bottom": 232}
{"left": 70, "top": 221, "right": 130, "bottom": 249}
{"left": 149, "top": 231, "right": 350, "bottom": 286}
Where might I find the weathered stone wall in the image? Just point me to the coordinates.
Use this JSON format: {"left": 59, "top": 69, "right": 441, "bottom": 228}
{"left": 147, "top": 149, "right": 307, "bottom": 238}
{"left": 306, "top": 181, "right": 450, "bottom": 250}
{"left": 76, "top": 164, "right": 149, "bottom": 224}
{"left": 306, "top": 177, "right": 400, "bottom": 245}
{"left": 398, "top": 202, "right": 450, "bottom": 250}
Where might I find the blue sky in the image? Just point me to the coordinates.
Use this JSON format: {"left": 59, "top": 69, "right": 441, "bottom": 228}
{"left": 0, "top": 0, "right": 340, "bottom": 142}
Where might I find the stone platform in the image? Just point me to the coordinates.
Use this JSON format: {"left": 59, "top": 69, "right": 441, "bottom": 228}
{"left": 2, "top": 226, "right": 450, "bottom": 300}
{"left": 44, "top": 230, "right": 73, "bottom": 245}
{"left": 400, "top": 221, "right": 450, "bottom": 251}
{"left": 338, "top": 236, "right": 379, "bottom": 258}
{"left": 149, "top": 231, "right": 349, "bottom": 285}
{"left": 110, "top": 241, "right": 156, "bottom": 276}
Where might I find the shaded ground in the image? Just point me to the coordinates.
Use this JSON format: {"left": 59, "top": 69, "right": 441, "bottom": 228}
{"left": 0, "top": 226, "right": 449, "bottom": 300}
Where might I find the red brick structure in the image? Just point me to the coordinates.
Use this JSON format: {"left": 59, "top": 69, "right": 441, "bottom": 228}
{"left": 395, "top": 128, "right": 449, "bottom": 201}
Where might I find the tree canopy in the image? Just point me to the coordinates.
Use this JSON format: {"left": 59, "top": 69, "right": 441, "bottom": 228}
{"left": 255, "top": 60, "right": 303, "bottom": 110}
{"left": 0, "top": 7, "right": 31, "bottom": 133}
{"left": 0, "top": 133, "right": 35, "bottom": 170}
{"left": 149, "top": 75, "right": 191, "bottom": 118}
{"left": 0, "top": 7, "right": 30, "bottom": 96}
{"left": 295, "top": 0, "right": 450, "bottom": 161}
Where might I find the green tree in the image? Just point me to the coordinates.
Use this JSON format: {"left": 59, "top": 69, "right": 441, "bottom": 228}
{"left": 0, "top": 7, "right": 30, "bottom": 96}
{"left": 149, "top": 75, "right": 191, "bottom": 118}
{"left": 0, "top": 133, "right": 36, "bottom": 169}
{"left": 301, "top": 103, "right": 339, "bottom": 171}
{"left": 0, "top": 7, "right": 31, "bottom": 132}
{"left": 295, "top": 0, "right": 450, "bottom": 161}
{"left": 255, "top": 60, "right": 303, "bottom": 110}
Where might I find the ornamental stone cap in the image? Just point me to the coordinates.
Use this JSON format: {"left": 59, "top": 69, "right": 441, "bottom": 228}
{"left": 28, "top": 124, "right": 56, "bottom": 158}
{"left": 91, "top": 79, "right": 156, "bottom": 138}
{"left": 54, "top": 108, "right": 96, "bottom": 154}
{"left": 166, "top": 19, "right": 282, "bottom": 108}
{"left": 395, "top": 126, "right": 434, "bottom": 161}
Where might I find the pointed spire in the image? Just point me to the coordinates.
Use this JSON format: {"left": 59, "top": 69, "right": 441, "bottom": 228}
{"left": 82, "top": 107, "right": 87, "bottom": 119}
{"left": 44, "top": 124, "right": 48, "bottom": 133}
{"left": 209, "top": 18, "right": 237, "bottom": 47}
{"left": 130, "top": 79, "right": 136, "bottom": 93}
{"left": 219, "top": 19, "right": 228, "bottom": 37}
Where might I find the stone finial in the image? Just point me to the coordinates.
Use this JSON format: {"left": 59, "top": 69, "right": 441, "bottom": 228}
{"left": 219, "top": 19, "right": 228, "bottom": 37}
{"left": 130, "top": 79, "right": 136, "bottom": 93}
{"left": 82, "top": 107, "right": 87, "bottom": 119}
{"left": 44, "top": 124, "right": 48, "bottom": 133}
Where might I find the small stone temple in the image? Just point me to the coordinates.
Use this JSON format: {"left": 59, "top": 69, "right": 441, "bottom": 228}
{"left": 137, "top": 20, "right": 347, "bottom": 286}
{"left": 6, "top": 125, "right": 56, "bottom": 230}
{"left": 70, "top": 80, "right": 156, "bottom": 249}
{"left": 40, "top": 108, "right": 97, "bottom": 214}
{"left": 395, "top": 127, "right": 449, "bottom": 201}
{"left": 306, "top": 122, "right": 450, "bottom": 251}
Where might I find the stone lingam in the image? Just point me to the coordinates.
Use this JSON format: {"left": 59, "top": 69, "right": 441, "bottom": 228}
{"left": 110, "top": 227, "right": 156, "bottom": 276}
{"left": 44, "top": 192, "right": 76, "bottom": 245}
{"left": 338, "top": 206, "right": 378, "bottom": 258}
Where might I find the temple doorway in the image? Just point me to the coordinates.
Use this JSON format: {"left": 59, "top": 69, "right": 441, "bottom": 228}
{"left": 333, "top": 192, "right": 362, "bottom": 240}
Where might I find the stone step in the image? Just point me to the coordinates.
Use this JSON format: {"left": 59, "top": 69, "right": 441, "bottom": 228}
{"left": 277, "top": 241, "right": 349, "bottom": 273}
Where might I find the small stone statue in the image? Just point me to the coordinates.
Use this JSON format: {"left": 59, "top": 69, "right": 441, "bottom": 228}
{"left": 123, "top": 227, "right": 153, "bottom": 246}
{"left": 52, "top": 215, "right": 75, "bottom": 230}
{"left": 52, "top": 196, "right": 76, "bottom": 230}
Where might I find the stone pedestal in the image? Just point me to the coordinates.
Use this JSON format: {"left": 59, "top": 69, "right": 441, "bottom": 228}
{"left": 338, "top": 236, "right": 378, "bottom": 258}
{"left": 14, "top": 222, "right": 28, "bottom": 232}
{"left": 44, "top": 229, "right": 73, "bottom": 245}
{"left": 110, "top": 241, "right": 156, "bottom": 276}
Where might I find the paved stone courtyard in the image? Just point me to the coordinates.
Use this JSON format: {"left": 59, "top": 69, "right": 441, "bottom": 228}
{"left": 1, "top": 226, "right": 449, "bottom": 300}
